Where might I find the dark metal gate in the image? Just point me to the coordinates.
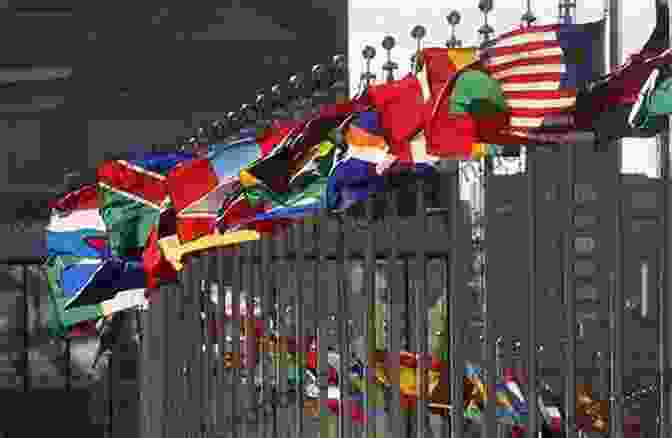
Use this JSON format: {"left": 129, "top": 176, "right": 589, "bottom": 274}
{"left": 139, "top": 168, "right": 471, "bottom": 438}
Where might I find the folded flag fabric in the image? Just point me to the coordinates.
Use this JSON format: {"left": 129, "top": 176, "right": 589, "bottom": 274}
{"left": 579, "top": 0, "right": 669, "bottom": 113}
{"left": 97, "top": 152, "right": 193, "bottom": 258}
{"left": 418, "top": 47, "right": 479, "bottom": 98}
{"left": 215, "top": 191, "right": 271, "bottom": 234}
{"left": 61, "top": 256, "right": 146, "bottom": 309}
{"left": 426, "top": 66, "right": 509, "bottom": 158}
{"left": 239, "top": 110, "right": 353, "bottom": 195}
{"left": 629, "top": 67, "right": 672, "bottom": 130}
{"left": 159, "top": 230, "right": 260, "bottom": 271}
{"left": 474, "top": 19, "right": 606, "bottom": 145}
{"left": 46, "top": 185, "right": 108, "bottom": 259}
{"left": 326, "top": 112, "right": 396, "bottom": 210}
{"left": 167, "top": 138, "right": 261, "bottom": 243}
{"left": 142, "top": 207, "right": 179, "bottom": 292}
{"left": 44, "top": 256, "right": 147, "bottom": 337}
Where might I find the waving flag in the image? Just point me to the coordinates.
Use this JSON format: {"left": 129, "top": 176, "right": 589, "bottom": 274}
{"left": 46, "top": 185, "right": 107, "bottom": 259}
{"left": 326, "top": 111, "right": 395, "bottom": 210}
{"left": 475, "top": 19, "right": 605, "bottom": 144}
{"left": 97, "top": 152, "right": 193, "bottom": 258}
{"left": 239, "top": 110, "right": 352, "bottom": 196}
{"left": 629, "top": 67, "right": 672, "bottom": 130}
{"left": 575, "top": 0, "right": 670, "bottom": 146}
{"left": 167, "top": 138, "right": 261, "bottom": 243}
{"left": 142, "top": 207, "right": 179, "bottom": 291}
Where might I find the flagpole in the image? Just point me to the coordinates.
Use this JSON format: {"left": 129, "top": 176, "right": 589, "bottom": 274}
{"left": 607, "top": 0, "right": 625, "bottom": 436}
{"left": 476, "top": 3, "right": 497, "bottom": 438}
{"left": 658, "top": 0, "right": 672, "bottom": 433}
{"left": 445, "top": 13, "right": 465, "bottom": 438}
{"left": 520, "top": 1, "right": 538, "bottom": 436}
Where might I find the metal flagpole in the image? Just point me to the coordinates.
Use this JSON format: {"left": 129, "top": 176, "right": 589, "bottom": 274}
{"left": 445, "top": 12, "right": 464, "bottom": 438}
{"left": 658, "top": 0, "right": 672, "bottom": 434}
{"left": 607, "top": 0, "right": 625, "bottom": 436}
{"left": 520, "top": 2, "right": 538, "bottom": 436}
{"left": 558, "top": 3, "right": 579, "bottom": 437}
{"left": 476, "top": 2, "right": 497, "bottom": 438}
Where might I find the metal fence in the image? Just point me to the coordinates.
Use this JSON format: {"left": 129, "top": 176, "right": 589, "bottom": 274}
{"left": 138, "top": 169, "right": 472, "bottom": 438}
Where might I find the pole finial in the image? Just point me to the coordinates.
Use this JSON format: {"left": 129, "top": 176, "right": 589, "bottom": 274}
{"left": 381, "top": 36, "right": 398, "bottom": 82}
{"left": 446, "top": 10, "right": 463, "bottom": 47}
{"left": 521, "top": 0, "right": 537, "bottom": 27}
{"left": 361, "top": 45, "right": 377, "bottom": 87}
{"left": 410, "top": 25, "right": 427, "bottom": 73}
{"left": 478, "top": 0, "right": 494, "bottom": 47}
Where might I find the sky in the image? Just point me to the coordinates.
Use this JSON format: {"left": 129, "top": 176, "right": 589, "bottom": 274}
{"left": 348, "top": 0, "right": 661, "bottom": 177}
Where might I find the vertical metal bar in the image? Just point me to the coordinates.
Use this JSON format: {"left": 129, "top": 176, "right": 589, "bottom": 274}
{"left": 215, "top": 249, "right": 226, "bottom": 437}
{"left": 403, "top": 258, "right": 413, "bottom": 438}
{"left": 414, "top": 179, "right": 429, "bottom": 438}
{"left": 564, "top": 144, "right": 577, "bottom": 438}
{"left": 496, "top": 338, "right": 504, "bottom": 438}
{"left": 608, "top": 0, "right": 624, "bottom": 435}
{"left": 385, "top": 189, "right": 403, "bottom": 438}
{"left": 245, "top": 243, "right": 258, "bottom": 437}
{"left": 107, "top": 316, "right": 118, "bottom": 438}
{"left": 293, "top": 223, "right": 305, "bottom": 437}
{"left": 232, "top": 246, "right": 242, "bottom": 438}
{"left": 315, "top": 212, "right": 331, "bottom": 437}
{"left": 203, "top": 254, "right": 213, "bottom": 437}
{"left": 482, "top": 159, "right": 497, "bottom": 438}
{"left": 275, "top": 230, "right": 290, "bottom": 438}
{"left": 338, "top": 213, "right": 354, "bottom": 438}
{"left": 165, "top": 284, "right": 177, "bottom": 438}
{"left": 22, "top": 264, "right": 29, "bottom": 393}
{"left": 364, "top": 196, "right": 378, "bottom": 438}
{"left": 260, "top": 237, "right": 273, "bottom": 438}
{"left": 448, "top": 165, "right": 464, "bottom": 438}
{"left": 183, "top": 257, "right": 195, "bottom": 437}
{"left": 527, "top": 147, "right": 538, "bottom": 438}
{"left": 65, "top": 338, "right": 71, "bottom": 392}
{"left": 197, "top": 254, "right": 209, "bottom": 437}
{"left": 609, "top": 269, "right": 625, "bottom": 438}
{"left": 176, "top": 270, "right": 188, "bottom": 438}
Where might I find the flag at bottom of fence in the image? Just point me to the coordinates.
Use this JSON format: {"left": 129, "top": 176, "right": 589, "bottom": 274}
{"left": 45, "top": 255, "right": 147, "bottom": 337}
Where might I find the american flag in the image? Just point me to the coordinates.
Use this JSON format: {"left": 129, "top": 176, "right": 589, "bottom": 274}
{"left": 479, "top": 20, "right": 605, "bottom": 139}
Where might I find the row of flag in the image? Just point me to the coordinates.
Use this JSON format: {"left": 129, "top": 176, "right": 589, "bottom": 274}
{"left": 41, "top": 8, "right": 664, "bottom": 435}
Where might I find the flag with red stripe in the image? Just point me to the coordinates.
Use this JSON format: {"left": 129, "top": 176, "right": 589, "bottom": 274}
{"left": 478, "top": 19, "right": 605, "bottom": 141}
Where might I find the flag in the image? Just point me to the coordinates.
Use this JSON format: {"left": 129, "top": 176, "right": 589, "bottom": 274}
{"left": 215, "top": 191, "right": 270, "bottom": 234}
{"left": 418, "top": 47, "right": 479, "bottom": 98}
{"left": 142, "top": 207, "right": 179, "bottom": 292}
{"left": 474, "top": 19, "right": 606, "bottom": 144}
{"left": 326, "top": 111, "right": 394, "bottom": 210}
{"left": 236, "top": 140, "right": 343, "bottom": 229}
{"left": 574, "top": 0, "right": 670, "bottom": 146}
{"left": 97, "top": 152, "right": 193, "bottom": 258}
{"left": 158, "top": 230, "right": 260, "bottom": 272}
{"left": 629, "top": 67, "right": 672, "bottom": 130}
{"left": 368, "top": 48, "right": 499, "bottom": 161}
{"left": 366, "top": 73, "right": 429, "bottom": 161}
{"left": 239, "top": 110, "right": 352, "bottom": 195}
{"left": 60, "top": 256, "right": 146, "bottom": 309}
{"left": 46, "top": 185, "right": 108, "bottom": 259}
{"left": 425, "top": 67, "right": 510, "bottom": 158}
{"left": 166, "top": 138, "right": 262, "bottom": 243}
{"left": 44, "top": 256, "right": 147, "bottom": 338}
